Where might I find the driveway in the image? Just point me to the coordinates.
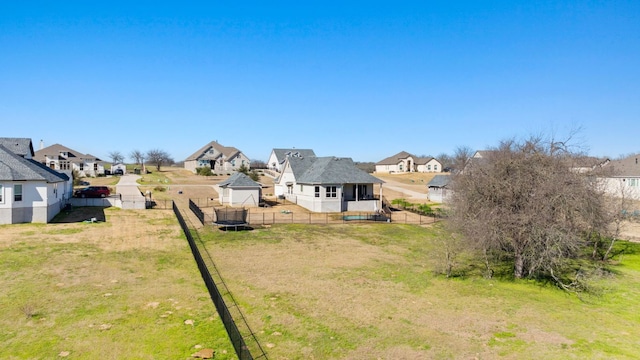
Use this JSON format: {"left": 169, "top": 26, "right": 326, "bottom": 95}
{"left": 115, "top": 174, "right": 146, "bottom": 209}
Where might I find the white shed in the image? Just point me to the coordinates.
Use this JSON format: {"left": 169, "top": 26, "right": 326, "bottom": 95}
{"left": 217, "top": 172, "right": 262, "bottom": 207}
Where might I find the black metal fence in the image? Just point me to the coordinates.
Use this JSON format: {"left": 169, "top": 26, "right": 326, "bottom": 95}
{"left": 190, "top": 203, "right": 439, "bottom": 226}
{"left": 172, "top": 202, "right": 267, "bottom": 360}
{"left": 189, "top": 199, "right": 205, "bottom": 224}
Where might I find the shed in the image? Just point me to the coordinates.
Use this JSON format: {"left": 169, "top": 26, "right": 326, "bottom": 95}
{"left": 427, "top": 175, "right": 451, "bottom": 203}
{"left": 217, "top": 172, "right": 262, "bottom": 207}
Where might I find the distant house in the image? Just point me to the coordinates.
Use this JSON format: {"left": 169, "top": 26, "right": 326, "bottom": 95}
{"left": 427, "top": 175, "right": 452, "bottom": 203}
{"left": 375, "top": 151, "right": 441, "bottom": 173}
{"left": 275, "top": 156, "right": 384, "bottom": 212}
{"left": 569, "top": 156, "right": 610, "bottom": 174}
{"left": 0, "top": 138, "right": 71, "bottom": 224}
{"left": 33, "top": 143, "right": 106, "bottom": 177}
{"left": 111, "top": 163, "right": 127, "bottom": 175}
{"left": 184, "top": 141, "right": 250, "bottom": 173}
{"left": 600, "top": 154, "right": 640, "bottom": 200}
{"left": 267, "top": 148, "right": 316, "bottom": 172}
{"left": 217, "top": 172, "right": 262, "bottom": 207}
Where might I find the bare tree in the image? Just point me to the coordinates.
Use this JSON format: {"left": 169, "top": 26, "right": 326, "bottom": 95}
{"left": 129, "top": 150, "right": 145, "bottom": 165}
{"left": 146, "top": 149, "right": 174, "bottom": 171}
{"left": 453, "top": 146, "right": 474, "bottom": 172}
{"left": 448, "top": 136, "right": 610, "bottom": 280}
{"left": 109, "top": 151, "right": 124, "bottom": 164}
{"left": 436, "top": 153, "right": 454, "bottom": 171}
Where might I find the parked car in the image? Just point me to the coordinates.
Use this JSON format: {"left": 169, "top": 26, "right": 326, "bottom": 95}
{"left": 74, "top": 186, "right": 111, "bottom": 198}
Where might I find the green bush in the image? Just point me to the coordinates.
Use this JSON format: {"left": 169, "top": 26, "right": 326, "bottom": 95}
{"left": 195, "top": 167, "right": 213, "bottom": 176}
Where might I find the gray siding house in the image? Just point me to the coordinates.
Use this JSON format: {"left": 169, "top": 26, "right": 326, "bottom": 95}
{"left": 184, "top": 141, "right": 250, "bottom": 173}
{"left": 0, "top": 138, "right": 71, "bottom": 224}
{"left": 275, "top": 156, "right": 384, "bottom": 212}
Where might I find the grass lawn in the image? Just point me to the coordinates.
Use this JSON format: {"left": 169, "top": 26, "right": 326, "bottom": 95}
{"left": 199, "top": 223, "right": 640, "bottom": 359}
{"left": 0, "top": 207, "right": 235, "bottom": 359}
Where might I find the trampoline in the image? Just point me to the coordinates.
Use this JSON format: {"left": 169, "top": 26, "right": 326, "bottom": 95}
{"left": 213, "top": 207, "right": 249, "bottom": 230}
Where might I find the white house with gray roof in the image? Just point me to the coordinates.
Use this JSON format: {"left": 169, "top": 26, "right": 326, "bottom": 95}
{"left": 267, "top": 148, "right": 316, "bottom": 172}
{"left": 600, "top": 154, "right": 640, "bottom": 200}
{"left": 275, "top": 156, "right": 384, "bottom": 212}
{"left": 217, "top": 172, "right": 262, "bottom": 207}
{"left": 184, "top": 141, "right": 250, "bottom": 173}
{"left": 34, "top": 143, "right": 106, "bottom": 177}
{"left": 375, "top": 151, "right": 442, "bottom": 173}
{"left": 0, "top": 138, "right": 72, "bottom": 224}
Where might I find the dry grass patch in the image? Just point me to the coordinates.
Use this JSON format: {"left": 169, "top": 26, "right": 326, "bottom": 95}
{"left": 0, "top": 208, "right": 235, "bottom": 359}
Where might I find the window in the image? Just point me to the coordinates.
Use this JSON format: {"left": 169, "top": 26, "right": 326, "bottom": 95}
{"left": 14, "top": 184, "right": 22, "bottom": 202}
{"left": 434, "top": 165, "right": 438, "bottom": 171}
{"left": 79, "top": 163, "right": 84, "bottom": 171}
{"left": 315, "top": 186, "right": 320, "bottom": 198}
{"left": 630, "top": 179, "right": 638, "bottom": 187}
{"left": 326, "top": 186, "right": 337, "bottom": 198}
{"left": 94, "top": 163, "right": 98, "bottom": 171}
{"left": 427, "top": 165, "right": 431, "bottom": 171}
{"left": 0, "top": 184, "right": 3, "bottom": 203}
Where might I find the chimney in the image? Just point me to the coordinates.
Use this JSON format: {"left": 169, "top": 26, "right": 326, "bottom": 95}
{"left": 40, "top": 140, "right": 44, "bottom": 150}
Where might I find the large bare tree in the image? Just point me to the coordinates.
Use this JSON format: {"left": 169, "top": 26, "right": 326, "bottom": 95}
{"left": 146, "top": 149, "right": 174, "bottom": 171}
{"left": 448, "top": 136, "right": 610, "bottom": 280}
{"left": 108, "top": 151, "right": 124, "bottom": 164}
{"left": 129, "top": 149, "right": 145, "bottom": 165}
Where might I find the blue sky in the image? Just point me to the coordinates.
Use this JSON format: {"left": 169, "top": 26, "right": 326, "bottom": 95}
{"left": 1, "top": 1, "right": 639, "bottom": 163}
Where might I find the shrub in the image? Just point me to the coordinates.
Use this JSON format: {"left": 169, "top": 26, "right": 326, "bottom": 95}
{"left": 195, "top": 167, "right": 213, "bottom": 176}
{"left": 154, "top": 186, "right": 167, "bottom": 192}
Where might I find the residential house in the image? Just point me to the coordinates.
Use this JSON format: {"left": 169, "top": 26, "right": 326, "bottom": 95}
{"left": 34, "top": 143, "right": 106, "bottom": 177}
{"left": 600, "top": 154, "right": 640, "bottom": 200}
{"left": 267, "top": 148, "right": 316, "bottom": 172}
{"left": 184, "top": 141, "right": 250, "bottom": 173}
{"left": 217, "top": 172, "right": 262, "bottom": 207}
{"left": 427, "top": 175, "right": 452, "bottom": 203}
{"left": 0, "top": 138, "right": 71, "bottom": 224}
{"left": 275, "top": 156, "right": 384, "bottom": 212}
{"left": 375, "top": 151, "right": 442, "bottom": 173}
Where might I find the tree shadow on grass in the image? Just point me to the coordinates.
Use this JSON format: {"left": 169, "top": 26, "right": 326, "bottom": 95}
{"left": 51, "top": 206, "right": 107, "bottom": 223}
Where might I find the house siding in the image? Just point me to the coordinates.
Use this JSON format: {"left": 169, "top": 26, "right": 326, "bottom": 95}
{"left": 601, "top": 177, "right": 640, "bottom": 201}
{"left": 0, "top": 181, "right": 66, "bottom": 224}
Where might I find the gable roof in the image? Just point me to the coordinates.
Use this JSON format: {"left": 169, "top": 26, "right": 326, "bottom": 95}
{"left": 427, "top": 175, "right": 451, "bottom": 188}
{"left": 376, "top": 151, "right": 414, "bottom": 165}
{"left": 186, "top": 141, "right": 243, "bottom": 161}
{"left": 0, "top": 138, "right": 34, "bottom": 158}
{"left": 33, "top": 144, "right": 103, "bottom": 163}
{"left": 272, "top": 148, "right": 316, "bottom": 164}
{"left": 414, "top": 157, "right": 438, "bottom": 165}
{"left": 292, "top": 156, "right": 384, "bottom": 185}
{"left": 0, "top": 145, "right": 69, "bottom": 182}
{"left": 608, "top": 154, "right": 640, "bottom": 177}
{"left": 219, "top": 172, "right": 261, "bottom": 188}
